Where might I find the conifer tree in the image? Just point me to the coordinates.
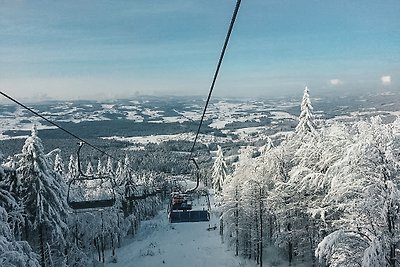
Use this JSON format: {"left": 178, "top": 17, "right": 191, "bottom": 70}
{"left": 53, "top": 153, "right": 65, "bottom": 176}
{"left": 296, "top": 86, "right": 315, "bottom": 134}
{"left": 115, "top": 160, "right": 124, "bottom": 186}
{"left": 16, "top": 125, "right": 69, "bottom": 266}
{"left": 106, "top": 157, "right": 114, "bottom": 175}
{"left": 0, "top": 207, "right": 40, "bottom": 266}
{"left": 86, "top": 161, "right": 94, "bottom": 176}
{"left": 67, "top": 155, "right": 77, "bottom": 182}
{"left": 211, "top": 145, "right": 227, "bottom": 193}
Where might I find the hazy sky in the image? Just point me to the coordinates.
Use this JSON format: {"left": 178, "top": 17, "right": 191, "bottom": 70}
{"left": 1, "top": 0, "right": 399, "bottom": 101}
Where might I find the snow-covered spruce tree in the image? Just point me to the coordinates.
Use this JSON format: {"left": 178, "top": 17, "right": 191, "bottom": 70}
{"left": 53, "top": 153, "right": 65, "bottom": 177}
{"left": 286, "top": 123, "right": 355, "bottom": 263}
{"left": 240, "top": 161, "right": 270, "bottom": 267}
{"left": 67, "top": 154, "right": 78, "bottom": 185}
{"left": 83, "top": 160, "right": 113, "bottom": 202}
{"left": 296, "top": 86, "right": 315, "bottom": 134}
{"left": 106, "top": 157, "right": 114, "bottom": 175}
{"left": 220, "top": 92, "right": 320, "bottom": 265}
{"left": 253, "top": 143, "right": 292, "bottom": 249}
{"left": 83, "top": 160, "right": 108, "bottom": 201}
{"left": 16, "top": 125, "right": 69, "bottom": 266}
{"left": 211, "top": 145, "right": 227, "bottom": 194}
{"left": 115, "top": 160, "right": 124, "bottom": 186}
{"left": 223, "top": 146, "right": 280, "bottom": 265}
{"left": 96, "top": 158, "right": 104, "bottom": 175}
{"left": 53, "top": 153, "right": 68, "bottom": 200}
{"left": 222, "top": 147, "right": 254, "bottom": 257}
{"left": 259, "top": 136, "right": 273, "bottom": 156}
{"left": 1, "top": 157, "right": 27, "bottom": 240}
{"left": 97, "top": 157, "right": 109, "bottom": 175}
{"left": 316, "top": 118, "right": 400, "bottom": 267}
{"left": 86, "top": 161, "right": 94, "bottom": 176}
{"left": 2, "top": 156, "right": 22, "bottom": 200}
{"left": 221, "top": 173, "right": 242, "bottom": 256}
{"left": 118, "top": 154, "right": 143, "bottom": 234}
{"left": 253, "top": 120, "right": 350, "bottom": 265}
{"left": 0, "top": 206, "right": 40, "bottom": 266}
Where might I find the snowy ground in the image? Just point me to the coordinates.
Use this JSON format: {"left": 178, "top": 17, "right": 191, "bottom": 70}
{"left": 105, "top": 191, "right": 302, "bottom": 267}
{"left": 109, "top": 205, "right": 255, "bottom": 267}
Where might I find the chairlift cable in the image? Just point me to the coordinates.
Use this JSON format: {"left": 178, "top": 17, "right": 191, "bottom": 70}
{"left": 0, "top": 91, "right": 116, "bottom": 160}
{"left": 1, "top": 91, "right": 163, "bottom": 204}
{"left": 170, "top": 0, "right": 242, "bottom": 223}
{"left": 1, "top": 0, "right": 242, "bottom": 180}
{"left": 189, "top": 0, "right": 242, "bottom": 160}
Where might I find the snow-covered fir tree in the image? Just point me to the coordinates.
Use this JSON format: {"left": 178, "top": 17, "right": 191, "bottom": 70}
{"left": 315, "top": 118, "right": 400, "bottom": 267}
{"left": 53, "top": 153, "right": 65, "bottom": 176}
{"left": 211, "top": 145, "right": 227, "bottom": 193}
{"left": 86, "top": 161, "right": 94, "bottom": 175}
{"left": 0, "top": 206, "right": 40, "bottom": 266}
{"left": 16, "top": 125, "right": 69, "bottom": 266}
{"left": 115, "top": 160, "right": 123, "bottom": 184}
{"left": 296, "top": 86, "right": 315, "bottom": 134}
{"left": 106, "top": 157, "right": 114, "bottom": 175}
{"left": 67, "top": 154, "right": 77, "bottom": 182}
{"left": 259, "top": 136, "right": 273, "bottom": 156}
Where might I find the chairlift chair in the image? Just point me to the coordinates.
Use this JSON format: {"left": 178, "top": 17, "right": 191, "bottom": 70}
{"left": 125, "top": 183, "right": 153, "bottom": 201}
{"left": 67, "top": 143, "right": 117, "bottom": 210}
{"left": 168, "top": 159, "right": 211, "bottom": 223}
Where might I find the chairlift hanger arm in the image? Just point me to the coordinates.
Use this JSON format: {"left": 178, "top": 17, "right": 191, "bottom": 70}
{"left": 185, "top": 158, "right": 201, "bottom": 194}
{"left": 76, "top": 142, "right": 86, "bottom": 177}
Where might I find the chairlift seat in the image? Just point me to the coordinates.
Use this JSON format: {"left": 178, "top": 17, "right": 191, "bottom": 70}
{"left": 67, "top": 142, "right": 118, "bottom": 211}
{"left": 169, "top": 210, "right": 210, "bottom": 223}
{"left": 69, "top": 199, "right": 116, "bottom": 210}
{"left": 126, "top": 194, "right": 147, "bottom": 201}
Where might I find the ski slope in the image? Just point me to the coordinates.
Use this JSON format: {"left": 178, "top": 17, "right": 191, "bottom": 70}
{"left": 111, "top": 199, "right": 255, "bottom": 267}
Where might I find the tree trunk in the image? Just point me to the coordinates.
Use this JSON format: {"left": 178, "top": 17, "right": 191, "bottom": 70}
{"left": 220, "top": 213, "right": 224, "bottom": 243}
{"left": 388, "top": 207, "right": 396, "bottom": 267}
{"left": 256, "top": 225, "right": 260, "bottom": 264}
{"left": 390, "top": 244, "right": 396, "bottom": 267}
{"left": 269, "top": 216, "right": 273, "bottom": 244}
{"left": 288, "top": 241, "right": 293, "bottom": 265}
{"left": 117, "top": 213, "right": 121, "bottom": 248}
{"left": 288, "top": 222, "right": 293, "bottom": 265}
{"left": 259, "top": 187, "right": 263, "bottom": 267}
{"left": 75, "top": 220, "right": 79, "bottom": 246}
{"left": 112, "top": 233, "right": 116, "bottom": 257}
{"left": 101, "top": 235, "right": 105, "bottom": 263}
{"left": 24, "top": 219, "right": 30, "bottom": 242}
{"left": 235, "top": 185, "right": 239, "bottom": 257}
{"left": 101, "top": 212, "right": 105, "bottom": 263}
{"left": 94, "top": 237, "right": 101, "bottom": 262}
{"left": 235, "top": 207, "right": 239, "bottom": 256}
{"left": 39, "top": 223, "right": 46, "bottom": 267}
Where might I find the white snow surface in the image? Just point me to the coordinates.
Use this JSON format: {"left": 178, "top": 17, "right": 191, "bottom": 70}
{"left": 111, "top": 206, "right": 254, "bottom": 267}
{"left": 102, "top": 133, "right": 232, "bottom": 146}
{"left": 269, "top": 111, "right": 297, "bottom": 120}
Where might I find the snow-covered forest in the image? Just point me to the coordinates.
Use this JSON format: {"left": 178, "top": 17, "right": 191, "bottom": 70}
{"left": 0, "top": 124, "right": 167, "bottom": 266}
{"left": 217, "top": 88, "right": 400, "bottom": 266}
{"left": 1, "top": 89, "right": 400, "bottom": 266}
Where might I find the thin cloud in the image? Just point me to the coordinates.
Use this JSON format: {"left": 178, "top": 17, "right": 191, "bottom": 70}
{"left": 329, "top": 79, "right": 341, "bottom": 85}
{"left": 381, "top": 75, "right": 391, "bottom": 85}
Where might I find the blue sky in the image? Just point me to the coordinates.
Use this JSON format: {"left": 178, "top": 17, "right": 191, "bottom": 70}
{"left": 0, "top": 0, "right": 399, "bottom": 101}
